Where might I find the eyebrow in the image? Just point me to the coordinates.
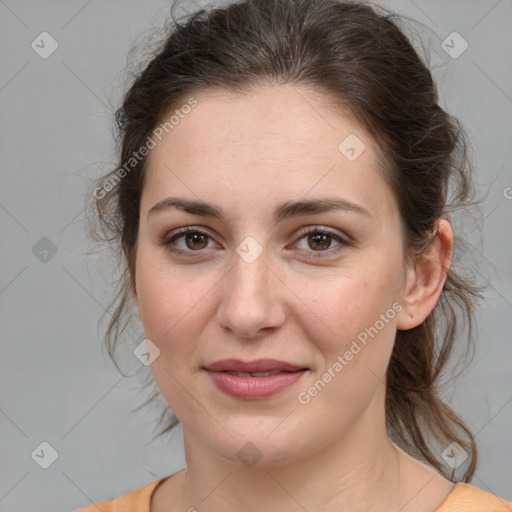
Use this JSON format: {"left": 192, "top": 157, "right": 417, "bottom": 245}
{"left": 147, "top": 196, "right": 372, "bottom": 223}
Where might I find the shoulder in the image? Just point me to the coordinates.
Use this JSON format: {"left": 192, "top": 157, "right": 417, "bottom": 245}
{"left": 436, "top": 483, "right": 512, "bottom": 512}
{"left": 73, "top": 478, "right": 167, "bottom": 512}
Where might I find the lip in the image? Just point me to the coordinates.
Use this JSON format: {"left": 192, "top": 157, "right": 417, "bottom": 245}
{"left": 203, "top": 359, "right": 308, "bottom": 400}
{"left": 203, "top": 358, "right": 307, "bottom": 373}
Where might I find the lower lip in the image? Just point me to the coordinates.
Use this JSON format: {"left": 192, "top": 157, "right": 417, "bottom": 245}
{"left": 205, "top": 370, "right": 307, "bottom": 399}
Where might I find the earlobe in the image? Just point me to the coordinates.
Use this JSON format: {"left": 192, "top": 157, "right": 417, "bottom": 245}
{"left": 395, "top": 263, "right": 426, "bottom": 330}
{"left": 396, "top": 219, "right": 454, "bottom": 330}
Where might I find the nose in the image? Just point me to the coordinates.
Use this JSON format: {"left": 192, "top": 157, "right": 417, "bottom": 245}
{"left": 216, "top": 246, "right": 287, "bottom": 339}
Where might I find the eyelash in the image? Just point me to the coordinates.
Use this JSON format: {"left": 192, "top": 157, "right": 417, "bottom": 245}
{"left": 158, "top": 226, "right": 350, "bottom": 260}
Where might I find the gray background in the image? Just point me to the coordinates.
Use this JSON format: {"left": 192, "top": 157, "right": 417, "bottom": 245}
{"left": 0, "top": 0, "right": 511, "bottom": 510}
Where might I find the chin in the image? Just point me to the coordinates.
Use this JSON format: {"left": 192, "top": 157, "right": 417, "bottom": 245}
{"left": 206, "top": 424, "right": 315, "bottom": 469}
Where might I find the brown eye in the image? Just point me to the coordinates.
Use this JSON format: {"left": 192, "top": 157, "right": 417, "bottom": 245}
{"left": 159, "top": 227, "right": 216, "bottom": 257}
{"left": 307, "top": 233, "right": 332, "bottom": 251}
{"left": 184, "top": 232, "right": 209, "bottom": 250}
{"left": 293, "top": 226, "right": 349, "bottom": 259}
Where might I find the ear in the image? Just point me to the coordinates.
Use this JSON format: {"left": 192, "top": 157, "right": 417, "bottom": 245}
{"left": 131, "top": 286, "right": 140, "bottom": 319}
{"left": 396, "top": 218, "right": 454, "bottom": 330}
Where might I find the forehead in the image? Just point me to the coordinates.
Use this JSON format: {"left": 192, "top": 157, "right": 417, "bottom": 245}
{"left": 149, "top": 84, "right": 370, "bottom": 164}
{"left": 142, "top": 84, "right": 395, "bottom": 222}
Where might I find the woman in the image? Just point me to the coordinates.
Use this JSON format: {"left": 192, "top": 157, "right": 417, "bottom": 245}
{"left": 78, "top": 0, "right": 511, "bottom": 510}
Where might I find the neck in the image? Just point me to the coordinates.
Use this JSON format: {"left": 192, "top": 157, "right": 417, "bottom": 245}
{"left": 179, "top": 407, "right": 402, "bottom": 511}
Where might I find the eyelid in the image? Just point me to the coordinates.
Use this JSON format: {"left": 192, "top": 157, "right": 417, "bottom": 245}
{"left": 293, "top": 225, "right": 351, "bottom": 243}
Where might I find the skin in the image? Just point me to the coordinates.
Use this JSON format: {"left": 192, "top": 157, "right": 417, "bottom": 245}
{"left": 131, "top": 84, "right": 455, "bottom": 511}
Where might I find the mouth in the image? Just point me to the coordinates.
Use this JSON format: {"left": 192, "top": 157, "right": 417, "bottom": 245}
{"left": 202, "top": 359, "right": 309, "bottom": 399}
{"left": 221, "top": 370, "right": 291, "bottom": 377}
{"left": 203, "top": 358, "right": 308, "bottom": 373}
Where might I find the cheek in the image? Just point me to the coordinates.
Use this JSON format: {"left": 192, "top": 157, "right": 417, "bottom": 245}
{"left": 295, "top": 276, "right": 398, "bottom": 427}
{"left": 136, "top": 248, "right": 216, "bottom": 336}
{"left": 293, "top": 264, "right": 400, "bottom": 393}
{"left": 134, "top": 252, "right": 216, "bottom": 413}
{"left": 134, "top": 254, "right": 222, "bottom": 400}
{"left": 295, "top": 268, "right": 392, "bottom": 343}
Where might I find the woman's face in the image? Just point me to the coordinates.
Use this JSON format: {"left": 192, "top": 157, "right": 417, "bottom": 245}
{"left": 133, "top": 84, "right": 412, "bottom": 466}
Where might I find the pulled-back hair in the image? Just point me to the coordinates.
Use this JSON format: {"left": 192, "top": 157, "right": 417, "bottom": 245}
{"left": 86, "top": 0, "right": 483, "bottom": 482}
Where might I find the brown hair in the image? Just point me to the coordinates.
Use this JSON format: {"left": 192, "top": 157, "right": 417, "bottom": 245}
{"left": 86, "top": 0, "right": 484, "bottom": 482}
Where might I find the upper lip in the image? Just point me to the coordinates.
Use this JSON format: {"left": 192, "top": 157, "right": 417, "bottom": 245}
{"left": 203, "top": 358, "right": 308, "bottom": 373}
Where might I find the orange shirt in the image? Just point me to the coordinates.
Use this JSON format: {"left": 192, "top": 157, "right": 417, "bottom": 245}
{"left": 74, "top": 478, "right": 512, "bottom": 512}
